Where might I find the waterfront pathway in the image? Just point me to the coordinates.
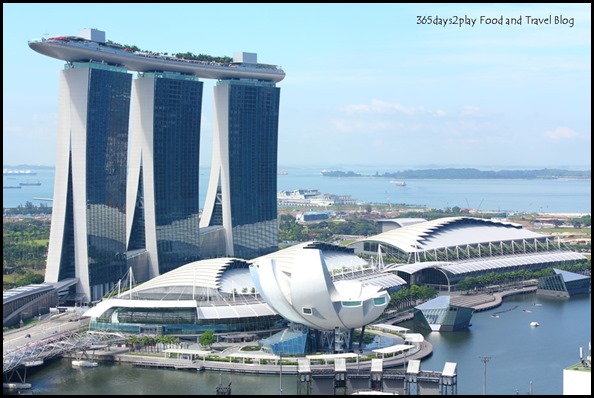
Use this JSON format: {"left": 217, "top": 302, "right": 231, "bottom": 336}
{"left": 450, "top": 286, "right": 537, "bottom": 312}
{"left": 4, "top": 286, "right": 536, "bottom": 378}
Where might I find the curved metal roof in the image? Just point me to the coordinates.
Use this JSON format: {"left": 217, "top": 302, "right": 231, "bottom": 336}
{"left": 129, "top": 257, "right": 250, "bottom": 294}
{"left": 441, "top": 251, "right": 586, "bottom": 275}
{"left": 349, "top": 271, "right": 407, "bottom": 289}
{"left": 386, "top": 261, "right": 452, "bottom": 275}
{"left": 386, "top": 251, "right": 585, "bottom": 276}
{"left": 375, "top": 218, "right": 427, "bottom": 227}
{"left": 84, "top": 297, "right": 277, "bottom": 319}
{"left": 357, "top": 217, "right": 545, "bottom": 253}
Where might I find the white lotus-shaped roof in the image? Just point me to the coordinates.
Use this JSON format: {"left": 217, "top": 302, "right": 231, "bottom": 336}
{"left": 250, "top": 246, "right": 390, "bottom": 331}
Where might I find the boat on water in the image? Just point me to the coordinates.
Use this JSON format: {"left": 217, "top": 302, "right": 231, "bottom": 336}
{"left": 530, "top": 321, "right": 540, "bottom": 327}
{"left": 23, "top": 360, "right": 44, "bottom": 367}
{"left": 3, "top": 382, "right": 32, "bottom": 391}
{"left": 3, "top": 168, "right": 36, "bottom": 176}
{"left": 279, "top": 169, "right": 288, "bottom": 175}
{"left": 72, "top": 360, "right": 98, "bottom": 367}
{"left": 19, "top": 180, "right": 42, "bottom": 186}
{"left": 390, "top": 180, "right": 406, "bottom": 186}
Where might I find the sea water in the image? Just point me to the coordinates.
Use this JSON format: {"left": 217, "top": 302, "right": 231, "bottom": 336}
{"left": 3, "top": 166, "right": 591, "bottom": 214}
{"left": 22, "top": 292, "right": 591, "bottom": 395}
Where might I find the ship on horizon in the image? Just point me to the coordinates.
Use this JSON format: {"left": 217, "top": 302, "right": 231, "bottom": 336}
{"left": 3, "top": 169, "right": 37, "bottom": 176}
{"left": 19, "top": 180, "right": 42, "bottom": 186}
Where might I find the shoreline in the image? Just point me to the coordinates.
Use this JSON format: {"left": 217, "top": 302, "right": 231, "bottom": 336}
{"left": 56, "top": 288, "right": 535, "bottom": 376}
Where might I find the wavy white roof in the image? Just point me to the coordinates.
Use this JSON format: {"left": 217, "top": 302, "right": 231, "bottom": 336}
{"left": 357, "top": 217, "right": 545, "bottom": 253}
{"left": 387, "top": 251, "right": 585, "bottom": 276}
{"left": 129, "top": 257, "right": 249, "bottom": 293}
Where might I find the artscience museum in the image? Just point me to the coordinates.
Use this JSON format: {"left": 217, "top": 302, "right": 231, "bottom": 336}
{"left": 84, "top": 241, "right": 405, "bottom": 354}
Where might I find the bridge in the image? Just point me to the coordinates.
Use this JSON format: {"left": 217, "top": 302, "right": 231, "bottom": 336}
{"left": 3, "top": 314, "right": 125, "bottom": 380}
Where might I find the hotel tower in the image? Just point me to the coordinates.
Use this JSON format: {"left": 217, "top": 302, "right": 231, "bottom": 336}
{"left": 200, "top": 64, "right": 281, "bottom": 259}
{"left": 29, "top": 28, "right": 285, "bottom": 302}
{"left": 126, "top": 73, "right": 203, "bottom": 279}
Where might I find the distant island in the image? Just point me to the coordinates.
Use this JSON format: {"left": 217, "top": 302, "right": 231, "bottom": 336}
{"left": 321, "top": 168, "right": 591, "bottom": 179}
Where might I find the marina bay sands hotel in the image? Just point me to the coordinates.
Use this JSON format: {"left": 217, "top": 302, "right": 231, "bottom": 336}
{"left": 29, "top": 28, "right": 285, "bottom": 302}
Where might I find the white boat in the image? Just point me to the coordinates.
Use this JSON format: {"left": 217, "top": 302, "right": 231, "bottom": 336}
{"left": 390, "top": 180, "right": 406, "bottom": 186}
{"left": 23, "top": 360, "right": 44, "bottom": 367}
{"left": 3, "top": 382, "right": 32, "bottom": 390}
{"left": 72, "top": 360, "right": 98, "bottom": 367}
{"left": 530, "top": 321, "right": 540, "bottom": 327}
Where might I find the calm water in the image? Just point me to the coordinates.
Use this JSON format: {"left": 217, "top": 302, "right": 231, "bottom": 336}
{"left": 26, "top": 362, "right": 297, "bottom": 395}
{"left": 3, "top": 166, "right": 591, "bottom": 213}
{"left": 21, "top": 292, "right": 590, "bottom": 395}
{"left": 406, "top": 292, "right": 591, "bottom": 395}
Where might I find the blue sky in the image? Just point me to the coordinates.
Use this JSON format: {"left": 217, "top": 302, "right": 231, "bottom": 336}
{"left": 3, "top": 3, "right": 591, "bottom": 170}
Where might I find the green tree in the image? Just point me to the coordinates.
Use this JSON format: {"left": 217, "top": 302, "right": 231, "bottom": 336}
{"left": 199, "top": 330, "right": 216, "bottom": 348}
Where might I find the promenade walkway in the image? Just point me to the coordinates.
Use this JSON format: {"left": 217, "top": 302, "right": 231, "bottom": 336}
{"left": 5, "top": 286, "right": 536, "bottom": 379}
{"left": 100, "top": 339, "right": 434, "bottom": 375}
{"left": 450, "top": 286, "right": 536, "bottom": 312}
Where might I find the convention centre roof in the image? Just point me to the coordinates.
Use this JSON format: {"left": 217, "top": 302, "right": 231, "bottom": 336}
{"left": 386, "top": 251, "right": 585, "bottom": 276}
{"left": 353, "top": 216, "right": 548, "bottom": 253}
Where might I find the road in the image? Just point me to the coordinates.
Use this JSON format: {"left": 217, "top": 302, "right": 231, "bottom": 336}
{"left": 3, "top": 308, "right": 90, "bottom": 356}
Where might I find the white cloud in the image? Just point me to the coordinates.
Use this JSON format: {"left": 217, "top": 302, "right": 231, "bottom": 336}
{"left": 342, "top": 99, "right": 448, "bottom": 117}
{"left": 330, "top": 118, "right": 396, "bottom": 133}
{"left": 544, "top": 127, "right": 579, "bottom": 141}
{"left": 460, "top": 106, "right": 482, "bottom": 116}
{"left": 343, "top": 99, "right": 414, "bottom": 115}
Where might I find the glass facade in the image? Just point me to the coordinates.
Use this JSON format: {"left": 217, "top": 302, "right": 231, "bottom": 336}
{"left": 85, "top": 65, "right": 131, "bottom": 300}
{"left": 128, "top": 166, "right": 146, "bottom": 251}
{"left": 260, "top": 330, "right": 308, "bottom": 356}
{"left": 150, "top": 73, "right": 203, "bottom": 273}
{"left": 58, "top": 157, "right": 76, "bottom": 282}
{"left": 47, "top": 63, "right": 132, "bottom": 302}
{"left": 413, "top": 296, "right": 474, "bottom": 331}
{"left": 223, "top": 80, "right": 280, "bottom": 259}
{"left": 537, "top": 274, "right": 568, "bottom": 295}
{"left": 537, "top": 270, "right": 590, "bottom": 297}
{"left": 90, "top": 306, "right": 284, "bottom": 335}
